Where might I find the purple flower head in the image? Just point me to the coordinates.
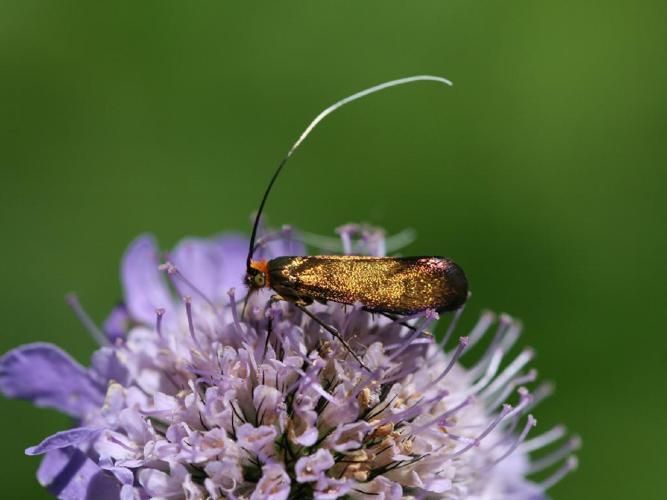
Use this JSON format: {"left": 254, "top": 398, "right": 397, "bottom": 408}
{"left": 1, "top": 225, "right": 579, "bottom": 499}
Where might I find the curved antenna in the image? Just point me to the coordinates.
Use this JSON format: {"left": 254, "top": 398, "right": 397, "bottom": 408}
{"left": 246, "top": 74, "right": 453, "bottom": 269}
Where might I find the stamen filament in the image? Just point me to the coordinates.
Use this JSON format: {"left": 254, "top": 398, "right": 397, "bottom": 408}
{"left": 65, "top": 293, "right": 109, "bottom": 346}
{"left": 539, "top": 456, "right": 578, "bottom": 491}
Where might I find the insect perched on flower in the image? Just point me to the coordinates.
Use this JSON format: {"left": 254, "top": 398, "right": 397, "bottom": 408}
{"left": 0, "top": 77, "right": 579, "bottom": 499}
{"left": 244, "top": 76, "right": 469, "bottom": 367}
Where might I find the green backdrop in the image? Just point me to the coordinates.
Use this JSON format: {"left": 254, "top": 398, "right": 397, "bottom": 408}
{"left": 1, "top": 1, "right": 665, "bottom": 498}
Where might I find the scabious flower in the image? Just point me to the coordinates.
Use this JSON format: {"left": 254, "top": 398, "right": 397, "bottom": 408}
{"left": 0, "top": 225, "right": 579, "bottom": 499}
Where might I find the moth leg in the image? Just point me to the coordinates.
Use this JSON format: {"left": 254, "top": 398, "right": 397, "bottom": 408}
{"left": 291, "top": 301, "right": 370, "bottom": 372}
{"left": 269, "top": 294, "right": 286, "bottom": 305}
{"left": 295, "top": 296, "right": 314, "bottom": 306}
{"left": 376, "top": 311, "right": 433, "bottom": 338}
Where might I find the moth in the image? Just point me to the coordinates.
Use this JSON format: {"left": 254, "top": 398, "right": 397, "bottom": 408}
{"left": 247, "top": 255, "right": 467, "bottom": 316}
{"left": 243, "top": 76, "right": 469, "bottom": 365}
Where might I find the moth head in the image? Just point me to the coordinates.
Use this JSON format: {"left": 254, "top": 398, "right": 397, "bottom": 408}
{"left": 246, "top": 260, "right": 270, "bottom": 290}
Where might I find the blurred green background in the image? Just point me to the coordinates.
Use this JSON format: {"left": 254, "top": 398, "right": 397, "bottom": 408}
{"left": 1, "top": 1, "right": 665, "bottom": 498}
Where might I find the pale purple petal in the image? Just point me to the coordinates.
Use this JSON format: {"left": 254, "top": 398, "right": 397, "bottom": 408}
{"left": 120, "top": 484, "right": 140, "bottom": 500}
{"left": 237, "top": 423, "right": 278, "bottom": 458}
{"left": 121, "top": 234, "right": 173, "bottom": 324}
{"left": 290, "top": 396, "right": 319, "bottom": 446}
{"left": 99, "top": 459, "right": 134, "bottom": 486}
{"left": 170, "top": 237, "right": 224, "bottom": 304}
{"left": 90, "top": 347, "right": 129, "bottom": 387}
{"left": 253, "top": 384, "right": 285, "bottom": 426}
{"left": 37, "top": 449, "right": 70, "bottom": 487}
{"left": 204, "top": 459, "right": 244, "bottom": 494}
{"left": 326, "top": 421, "right": 372, "bottom": 452}
{"left": 250, "top": 463, "right": 291, "bottom": 500}
{"left": 295, "top": 448, "right": 335, "bottom": 483}
{"left": 0, "top": 343, "right": 103, "bottom": 418}
{"left": 314, "top": 476, "right": 352, "bottom": 499}
{"left": 354, "top": 476, "right": 403, "bottom": 499}
{"left": 138, "top": 463, "right": 189, "bottom": 497}
{"left": 37, "top": 447, "right": 121, "bottom": 500}
{"left": 214, "top": 234, "right": 250, "bottom": 298}
{"left": 118, "top": 408, "right": 154, "bottom": 444}
{"left": 138, "top": 468, "right": 181, "bottom": 497}
{"left": 422, "top": 477, "right": 453, "bottom": 493}
{"left": 26, "top": 427, "right": 102, "bottom": 456}
{"left": 103, "top": 304, "right": 130, "bottom": 341}
{"left": 95, "top": 430, "right": 141, "bottom": 462}
{"left": 170, "top": 233, "right": 249, "bottom": 305}
{"left": 253, "top": 225, "right": 306, "bottom": 259}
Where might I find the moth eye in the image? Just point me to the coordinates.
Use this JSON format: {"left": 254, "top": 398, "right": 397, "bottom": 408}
{"left": 254, "top": 273, "right": 265, "bottom": 287}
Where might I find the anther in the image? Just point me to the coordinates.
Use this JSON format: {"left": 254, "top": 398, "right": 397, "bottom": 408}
{"left": 155, "top": 308, "right": 165, "bottom": 338}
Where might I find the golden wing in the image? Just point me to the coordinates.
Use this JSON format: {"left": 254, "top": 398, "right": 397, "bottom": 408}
{"left": 268, "top": 255, "right": 467, "bottom": 315}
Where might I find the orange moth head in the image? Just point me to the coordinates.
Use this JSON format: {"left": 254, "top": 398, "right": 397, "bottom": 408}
{"left": 245, "top": 260, "right": 270, "bottom": 290}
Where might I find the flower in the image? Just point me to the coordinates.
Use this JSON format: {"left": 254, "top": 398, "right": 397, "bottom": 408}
{"left": 0, "top": 224, "right": 579, "bottom": 499}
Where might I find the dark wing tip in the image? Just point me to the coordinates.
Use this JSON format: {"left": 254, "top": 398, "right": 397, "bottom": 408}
{"left": 442, "top": 259, "right": 469, "bottom": 311}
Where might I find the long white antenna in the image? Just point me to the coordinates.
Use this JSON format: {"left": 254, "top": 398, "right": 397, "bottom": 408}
{"left": 291, "top": 75, "right": 452, "bottom": 155}
{"left": 246, "top": 75, "right": 453, "bottom": 268}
